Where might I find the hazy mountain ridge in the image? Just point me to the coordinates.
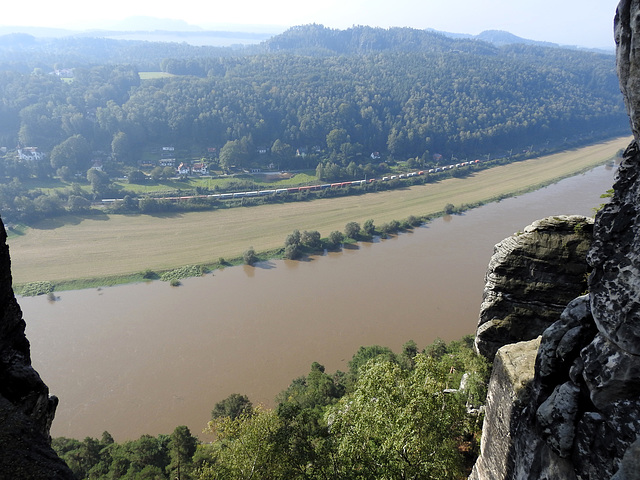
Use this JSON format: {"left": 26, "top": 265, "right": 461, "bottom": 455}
{"left": 0, "top": 18, "right": 613, "bottom": 53}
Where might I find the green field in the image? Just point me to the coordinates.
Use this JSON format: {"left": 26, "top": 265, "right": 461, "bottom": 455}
{"left": 7, "top": 137, "right": 630, "bottom": 285}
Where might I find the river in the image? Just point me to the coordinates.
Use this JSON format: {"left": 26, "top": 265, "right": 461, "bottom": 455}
{"left": 19, "top": 163, "right": 617, "bottom": 441}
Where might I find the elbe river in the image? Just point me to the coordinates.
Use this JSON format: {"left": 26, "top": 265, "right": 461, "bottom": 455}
{"left": 19, "top": 163, "right": 617, "bottom": 440}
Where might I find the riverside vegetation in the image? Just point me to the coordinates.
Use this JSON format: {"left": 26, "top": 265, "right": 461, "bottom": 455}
{"left": 10, "top": 137, "right": 628, "bottom": 291}
{"left": 52, "top": 336, "right": 489, "bottom": 480}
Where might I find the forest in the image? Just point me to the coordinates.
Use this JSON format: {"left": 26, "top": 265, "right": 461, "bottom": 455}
{"left": 52, "top": 336, "right": 489, "bottom": 480}
{"left": 0, "top": 24, "right": 628, "bottom": 224}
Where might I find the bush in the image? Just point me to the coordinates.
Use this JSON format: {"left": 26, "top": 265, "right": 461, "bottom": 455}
{"left": 328, "top": 230, "right": 344, "bottom": 248}
{"left": 19, "top": 281, "right": 54, "bottom": 296}
{"left": 362, "top": 219, "right": 375, "bottom": 236}
{"left": 300, "top": 230, "right": 322, "bottom": 249}
{"left": 160, "top": 265, "right": 204, "bottom": 282}
{"left": 142, "top": 269, "right": 158, "bottom": 279}
{"left": 284, "top": 243, "right": 301, "bottom": 260}
{"left": 243, "top": 247, "right": 258, "bottom": 265}
{"left": 344, "top": 221, "right": 361, "bottom": 239}
{"left": 284, "top": 230, "right": 301, "bottom": 247}
{"left": 406, "top": 215, "right": 421, "bottom": 227}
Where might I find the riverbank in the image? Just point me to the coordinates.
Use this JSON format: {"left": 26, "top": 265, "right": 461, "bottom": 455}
{"left": 9, "top": 136, "right": 630, "bottom": 288}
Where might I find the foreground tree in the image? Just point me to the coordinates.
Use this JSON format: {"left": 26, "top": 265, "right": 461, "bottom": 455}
{"left": 168, "top": 425, "right": 199, "bottom": 480}
{"left": 199, "top": 406, "right": 289, "bottom": 480}
{"left": 326, "top": 354, "right": 466, "bottom": 479}
{"left": 211, "top": 394, "right": 253, "bottom": 420}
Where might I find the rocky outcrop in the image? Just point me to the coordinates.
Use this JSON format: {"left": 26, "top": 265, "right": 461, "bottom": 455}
{"left": 475, "top": 215, "right": 593, "bottom": 360}
{"left": 470, "top": 2, "right": 640, "bottom": 478}
{"left": 0, "top": 223, "right": 74, "bottom": 478}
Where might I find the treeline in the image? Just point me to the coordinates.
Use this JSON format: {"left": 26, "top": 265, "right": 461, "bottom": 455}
{"left": 0, "top": 26, "right": 627, "bottom": 168}
{"left": 53, "top": 336, "right": 489, "bottom": 480}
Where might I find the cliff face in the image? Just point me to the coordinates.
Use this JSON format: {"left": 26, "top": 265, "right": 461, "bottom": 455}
{"left": 470, "top": 2, "right": 640, "bottom": 478}
{"left": 475, "top": 215, "right": 593, "bottom": 360}
{"left": 0, "top": 223, "right": 74, "bottom": 478}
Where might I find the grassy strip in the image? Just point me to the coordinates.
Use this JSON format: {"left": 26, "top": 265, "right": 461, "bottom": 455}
{"left": 9, "top": 137, "right": 629, "bottom": 288}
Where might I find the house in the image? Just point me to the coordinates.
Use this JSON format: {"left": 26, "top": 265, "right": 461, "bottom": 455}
{"left": 17, "top": 147, "right": 45, "bottom": 161}
{"left": 296, "top": 147, "right": 308, "bottom": 157}
{"left": 52, "top": 68, "right": 74, "bottom": 78}
{"left": 162, "top": 146, "right": 175, "bottom": 152}
{"left": 191, "top": 163, "right": 208, "bottom": 175}
{"left": 159, "top": 158, "right": 176, "bottom": 167}
{"left": 90, "top": 160, "right": 104, "bottom": 171}
{"left": 177, "top": 163, "right": 190, "bottom": 175}
{"left": 370, "top": 151, "right": 381, "bottom": 160}
{"left": 257, "top": 147, "right": 268, "bottom": 155}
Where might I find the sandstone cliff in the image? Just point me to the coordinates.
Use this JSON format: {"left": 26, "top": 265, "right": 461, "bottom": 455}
{"left": 0, "top": 223, "right": 74, "bottom": 478}
{"left": 475, "top": 215, "right": 593, "bottom": 360}
{"left": 470, "top": 2, "right": 640, "bottom": 478}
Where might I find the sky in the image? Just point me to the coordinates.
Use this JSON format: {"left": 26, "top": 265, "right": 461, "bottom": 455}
{"left": 2, "top": 0, "right": 621, "bottom": 49}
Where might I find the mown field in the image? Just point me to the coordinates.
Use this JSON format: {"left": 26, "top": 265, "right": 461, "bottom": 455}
{"left": 7, "top": 137, "right": 630, "bottom": 285}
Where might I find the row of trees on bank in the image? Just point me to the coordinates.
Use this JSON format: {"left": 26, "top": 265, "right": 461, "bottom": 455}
{"left": 53, "top": 336, "right": 489, "bottom": 480}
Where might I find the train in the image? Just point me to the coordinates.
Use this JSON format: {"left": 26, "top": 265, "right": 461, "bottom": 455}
{"left": 99, "top": 159, "right": 481, "bottom": 205}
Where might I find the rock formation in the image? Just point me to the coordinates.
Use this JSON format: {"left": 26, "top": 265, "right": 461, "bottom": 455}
{"left": 470, "top": 2, "right": 640, "bottom": 478}
{"left": 475, "top": 215, "right": 593, "bottom": 360}
{"left": 0, "top": 223, "right": 74, "bottom": 478}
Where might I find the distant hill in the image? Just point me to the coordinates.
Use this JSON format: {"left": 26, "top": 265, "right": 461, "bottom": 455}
{"left": 260, "top": 24, "right": 498, "bottom": 56}
{"left": 259, "top": 24, "right": 613, "bottom": 56}
{"left": 430, "top": 28, "right": 613, "bottom": 53}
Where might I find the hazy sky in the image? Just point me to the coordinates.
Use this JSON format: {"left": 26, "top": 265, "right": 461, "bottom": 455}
{"left": 3, "top": 0, "right": 620, "bottom": 49}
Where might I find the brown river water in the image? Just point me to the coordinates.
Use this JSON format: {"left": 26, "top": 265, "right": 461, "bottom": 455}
{"left": 19, "top": 164, "right": 617, "bottom": 441}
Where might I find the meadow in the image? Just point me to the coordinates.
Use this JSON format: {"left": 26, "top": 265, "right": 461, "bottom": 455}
{"left": 7, "top": 137, "right": 630, "bottom": 286}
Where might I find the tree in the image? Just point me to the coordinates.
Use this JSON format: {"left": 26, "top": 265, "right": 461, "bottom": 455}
{"left": 328, "top": 230, "right": 344, "bottom": 248}
{"left": 86, "top": 168, "right": 110, "bottom": 196}
{"left": 128, "top": 170, "right": 146, "bottom": 184}
{"left": 300, "top": 230, "right": 321, "bottom": 249}
{"left": 168, "top": 425, "right": 198, "bottom": 480}
{"left": 362, "top": 218, "right": 375, "bottom": 236}
{"left": 271, "top": 139, "right": 293, "bottom": 165}
{"left": 111, "top": 131, "right": 131, "bottom": 164}
{"left": 243, "top": 247, "right": 258, "bottom": 266}
{"left": 348, "top": 345, "right": 397, "bottom": 379}
{"left": 56, "top": 166, "right": 73, "bottom": 181}
{"left": 211, "top": 393, "right": 253, "bottom": 420}
{"left": 284, "top": 229, "right": 301, "bottom": 248}
{"left": 200, "top": 406, "right": 289, "bottom": 480}
{"left": 284, "top": 243, "right": 301, "bottom": 260}
{"left": 50, "top": 135, "right": 91, "bottom": 173}
{"left": 326, "top": 128, "right": 348, "bottom": 153}
{"left": 150, "top": 166, "right": 164, "bottom": 181}
{"left": 67, "top": 195, "right": 90, "bottom": 212}
{"left": 344, "top": 221, "right": 360, "bottom": 239}
{"left": 219, "top": 136, "right": 252, "bottom": 172}
{"left": 326, "top": 355, "right": 466, "bottom": 479}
